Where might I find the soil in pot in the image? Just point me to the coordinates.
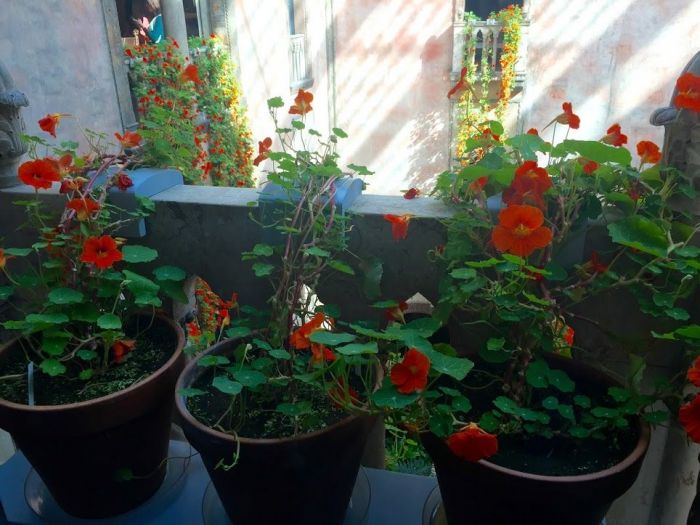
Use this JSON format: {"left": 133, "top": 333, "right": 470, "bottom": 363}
{"left": 422, "top": 356, "right": 650, "bottom": 525}
{"left": 176, "top": 338, "right": 377, "bottom": 525}
{"left": 0, "top": 314, "right": 185, "bottom": 519}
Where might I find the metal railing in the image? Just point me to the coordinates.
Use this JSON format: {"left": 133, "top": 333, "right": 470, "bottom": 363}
{"left": 289, "top": 34, "right": 312, "bottom": 90}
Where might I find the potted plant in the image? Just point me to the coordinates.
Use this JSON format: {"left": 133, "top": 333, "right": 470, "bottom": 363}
{"left": 0, "top": 116, "right": 187, "bottom": 518}
{"left": 174, "top": 91, "right": 383, "bottom": 525}
{"left": 381, "top": 75, "right": 700, "bottom": 525}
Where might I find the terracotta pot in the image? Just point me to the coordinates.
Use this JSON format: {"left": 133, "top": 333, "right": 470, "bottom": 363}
{"left": 0, "top": 314, "right": 185, "bottom": 518}
{"left": 421, "top": 357, "right": 651, "bottom": 525}
{"left": 175, "top": 338, "right": 377, "bottom": 525}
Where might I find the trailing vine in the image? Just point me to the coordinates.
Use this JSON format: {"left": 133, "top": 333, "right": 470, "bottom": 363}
{"left": 127, "top": 36, "right": 254, "bottom": 186}
{"left": 455, "top": 5, "right": 523, "bottom": 163}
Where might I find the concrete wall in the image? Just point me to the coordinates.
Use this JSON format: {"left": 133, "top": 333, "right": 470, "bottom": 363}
{"left": 521, "top": 0, "right": 700, "bottom": 152}
{"left": 0, "top": 0, "right": 124, "bottom": 145}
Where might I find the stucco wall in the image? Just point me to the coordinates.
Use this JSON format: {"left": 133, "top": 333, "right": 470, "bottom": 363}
{"left": 521, "top": 0, "right": 700, "bottom": 152}
{"left": 332, "top": 0, "right": 453, "bottom": 195}
{"left": 0, "top": 0, "right": 124, "bottom": 144}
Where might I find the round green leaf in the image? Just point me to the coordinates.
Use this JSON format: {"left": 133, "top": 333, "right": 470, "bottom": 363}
{"left": 276, "top": 401, "right": 313, "bottom": 417}
{"left": 40, "top": 358, "right": 66, "bottom": 376}
{"left": 97, "top": 313, "right": 122, "bottom": 330}
{"left": 542, "top": 396, "right": 559, "bottom": 410}
{"left": 309, "top": 331, "right": 356, "bottom": 346}
{"left": 26, "top": 313, "right": 69, "bottom": 325}
{"left": 122, "top": 245, "right": 158, "bottom": 263}
{"left": 212, "top": 376, "right": 243, "bottom": 395}
{"left": 153, "top": 266, "right": 186, "bottom": 281}
{"left": 231, "top": 369, "right": 266, "bottom": 388}
{"left": 48, "top": 288, "right": 84, "bottom": 305}
{"left": 336, "top": 342, "right": 378, "bottom": 355}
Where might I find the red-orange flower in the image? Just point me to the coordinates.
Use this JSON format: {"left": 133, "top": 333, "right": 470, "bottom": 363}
{"left": 446, "top": 423, "right": 498, "bottom": 462}
{"left": 526, "top": 128, "right": 539, "bottom": 136}
{"left": 182, "top": 64, "right": 201, "bottom": 84}
{"left": 67, "top": 198, "right": 100, "bottom": 221}
{"left": 680, "top": 394, "right": 700, "bottom": 443}
{"left": 637, "top": 141, "right": 661, "bottom": 165}
{"left": 675, "top": 72, "right": 700, "bottom": 112}
{"left": 115, "top": 131, "right": 142, "bottom": 148}
{"left": 589, "top": 251, "right": 608, "bottom": 274}
{"left": 115, "top": 172, "right": 134, "bottom": 191}
{"left": 502, "top": 161, "right": 552, "bottom": 208}
{"left": 554, "top": 102, "right": 580, "bottom": 129}
{"left": 447, "top": 66, "right": 469, "bottom": 99}
{"left": 563, "top": 326, "right": 575, "bottom": 347}
{"left": 187, "top": 322, "right": 202, "bottom": 338}
{"left": 385, "top": 301, "right": 408, "bottom": 323}
{"left": 289, "top": 312, "right": 326, "bottom": 350}
{"left": 383, "top": 214, "right": 412, "bottom": 241}
{"left": 600, "top": 123, "right": 627, "bottom": 147}
{"left": 469, "top": 176, "right": 488, "bottom": 193}
{"left": 0, "top": 249, "right": 12, "bottom": 271}
{"left": 310, "top": 344, "right": 336, "bottom": 365}
{"left": 80, "top": 235, "right": 123, "bottom": 269}
{"left": 112, "top": 339, "right": 136, "bottom": 364}
{"left": 289, "top": 89, "right": 313, "bottom": 115}
{"left": 38, "top": 113, "right": 64, "bottom": 137}
{"left": 390, "top": 348, "right": 430, "bottom": 394}
{"left": 253, "top": 137, "right": 272, "bottom": 167}
{"left": 491, "top": 204, "right": 553, "bottom": 257}
{"left": 59, "top": 177, "right": 86, "bottom": 194}
{"left": 403, "top": 188, "right": 420, "bottom": 200}
{"left": 18, "top": 159, "right": 61, "bottom": 190}
{"left": 51, "top": 154, "right": 74, "bottom": 177}
{"left": 687, "top": 356, "right": 700, "bottom": 387}
{"left": 580, "top": 158, "right": 598, "bottom": 174}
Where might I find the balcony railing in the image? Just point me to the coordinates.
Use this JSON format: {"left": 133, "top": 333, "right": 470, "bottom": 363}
{"left": 289, "top": 34, "right": 312, "bottom": 90}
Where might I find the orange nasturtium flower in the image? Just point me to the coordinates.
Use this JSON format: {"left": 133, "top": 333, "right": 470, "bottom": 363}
{"left": 446, "top": 423, "right": 498, "bottom": 462}
{"left": 112, "top": 339, "right": 136, "bottom": 364}
{"left": 18, "top": 159, "right": 61, "bottom": 190}
{"left": 182, "top": 64, "right": 201, "bottom": 84}
{"left": 675, "top": 72, "right": 700, "bottom": 112}
{"left": 115, "top": 131, "right": 142, "bottom": 148}
{"left": 636, "top": 140, "right": 662, "bottom": 165}
{"left": 589, "top": 251, "right": 608, "bottom": 274}
{"left": 0, "top": 249, "right": 12, "bottom": 271}
{"left": 59, "top": 177, "right": 87, "bottom": 195}
{"left": 310, "top": 344, "right": 336, "bottom": 365}
{"left": 67, "top": 198, "right": 100, "bottom": 221}
{"left": 526, "top": 128, "right": 539, "bottom": 136}
{"left": 680, "top": 394, "right": 700, "bottom": 443}
{"left": 80, "top": 235, "right": 123, "bottom": 270}
{"left": 289, "top": 312, "right": 326, "bottom": 350}
{"left": 38, "top": 113, "right": 65, "bottom": 137}
{"left": 51, "top": 154, "right": 74, "bottom": 177}
{"left": 502, "top": 161, "right": 552, "bottom": 208}
{"left": 491, "top": 204, "right": 553, "bottom": 257}
{"left": 600, "top": 123, "right": 627, "bottom": 147}
{"left": 253, "top": 137, "right": 273, "bottom": 167}
{"left": 554, "top": 102, "right": 580, "bottom": 129}
{"left": 289, "top": 89, "right": 313, "bottom": 115}
{"left": 579, "top": 158, "right": 599, "bottom": 175}
{"left": 115, "top": 172, "right": 134, "bottom": 191}
{"left": 469, "top": 176, "right": 488, "bottom": 193}
{"left": 385, "top": 301, "right": 408, "bottom": 323}
{"left": 687, "top": 356, "right": 700, "bottom": 387}
{"left": 383, "top": 214, "right": 412, "bottom": 241}
{"left": 448, "top": 66, "right": 470, "bottom": 99}
{"left": 390, "top": 348, "right": 430, "bottom": 394}
{"left": 403, "top": 188, "right": 420, "bottom": 200}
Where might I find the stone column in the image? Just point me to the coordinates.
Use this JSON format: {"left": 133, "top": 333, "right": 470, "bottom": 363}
{"left": 0, "top": 61, "right": 28, "bottom": 189}
{"left": 160, "top": 0, "right": 190, "bottom": 55}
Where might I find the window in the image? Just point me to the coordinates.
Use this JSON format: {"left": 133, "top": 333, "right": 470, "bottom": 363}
{"left": 465, "top": 0, "right": 524, "bottom": 19}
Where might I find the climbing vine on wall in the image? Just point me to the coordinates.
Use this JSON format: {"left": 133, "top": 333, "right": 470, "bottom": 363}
{"left": 127, "top": 35, "right": 254, "bottom": 187}
{"left": 454, "top": 5, "right": 523, "bottom": 162}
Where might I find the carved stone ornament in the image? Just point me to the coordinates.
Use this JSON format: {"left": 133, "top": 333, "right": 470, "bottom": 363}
{"left": 650, "top": 51, "right": 700, "bottom": 214}
{"left": 0, "top": 60, "right": 29, "bottom": 188}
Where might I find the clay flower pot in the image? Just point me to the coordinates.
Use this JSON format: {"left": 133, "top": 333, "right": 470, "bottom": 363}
{"left": 421, "top": 358, "right": 651, "bottom": 525}
{"left": 0, "top": 314, "right": 185, "bottom": 518}
{"left": 175, "top": 338, "right": 377, "bottom": 525}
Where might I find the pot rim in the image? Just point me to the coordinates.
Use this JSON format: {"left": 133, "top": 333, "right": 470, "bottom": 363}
{"left": 175, "top": 337, "right": 376, "bottom": 446}
{"left": 0, "top": 313, "right": 185, "bottom": 412}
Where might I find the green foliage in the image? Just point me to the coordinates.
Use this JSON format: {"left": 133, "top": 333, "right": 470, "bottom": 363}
{"left": 128, "top": 36, "right": 254, "bottom": 186}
